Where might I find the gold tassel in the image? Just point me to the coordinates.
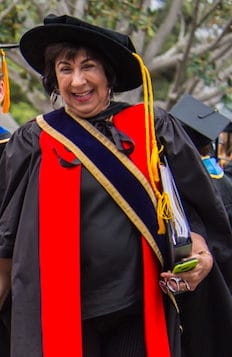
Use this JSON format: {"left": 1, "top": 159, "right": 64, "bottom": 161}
{"left": 157, "top": 192, "right": 170, "bottom": 233}
{"left": 1, "top": 49, "right": 10, "bottom": 113}
{"left": 150, "top": 144, "right": 161, "bottom": 183}
{"left": 132, "top": 52, "right": 173, "bottom": 234}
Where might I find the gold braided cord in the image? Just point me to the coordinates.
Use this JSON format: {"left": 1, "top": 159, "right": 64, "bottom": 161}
{"left": 132, "top": 52, "right": 174, "bottom": 233}
{"left": 132, "top": 54, "right": 159, "bottom": 190}
{"left": 132, "top": 54, "right": 150, "bottom": 171}
{"left": 0, "top": 49, "right": 10, "bottom": 113}
{"left": 143, "top": 64, "right": 161, "bottom": 184}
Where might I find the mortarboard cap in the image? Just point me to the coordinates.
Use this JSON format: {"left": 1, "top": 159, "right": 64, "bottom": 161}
{"left": 170, "top": 94, "right": 231, "bottom": 149}
{"left": 0, "top": 43, "right": 19, "bottom": 113}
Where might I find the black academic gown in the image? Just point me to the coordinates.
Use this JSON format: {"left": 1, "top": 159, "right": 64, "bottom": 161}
{"left": 0, "top": 105, "right": 232, "bottom": 357}
{"left": 0, "top": 126, "right": 11, "bottom": 357}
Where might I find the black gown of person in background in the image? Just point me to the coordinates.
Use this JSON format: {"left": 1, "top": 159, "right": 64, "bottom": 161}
{"left": 210, "top": 166, "right": 232, "bottom": 228}
{"left": 224, "top": 159, "right": 232, "bottom": 180}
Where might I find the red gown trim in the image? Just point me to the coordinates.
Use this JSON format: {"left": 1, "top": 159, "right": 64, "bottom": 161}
{"left": 39, "top": 133, "right": 83, "bottom": 356}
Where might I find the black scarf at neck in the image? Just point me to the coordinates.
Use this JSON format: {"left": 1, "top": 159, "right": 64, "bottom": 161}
{"left": 87, "top": 101, "right": 135, "bottom": 155}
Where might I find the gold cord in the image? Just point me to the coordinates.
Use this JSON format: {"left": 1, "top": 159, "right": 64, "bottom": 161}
{"left": 132, "top": 53, "right": 174, "bottom": 233}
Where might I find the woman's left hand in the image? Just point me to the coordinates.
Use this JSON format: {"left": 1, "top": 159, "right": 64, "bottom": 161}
{"left": 160, "top": 232, "right": 213, "bottom": 293}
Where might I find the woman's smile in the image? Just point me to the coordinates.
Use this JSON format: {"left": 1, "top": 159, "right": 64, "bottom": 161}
{"left": 72, "top": 89, "right": 94, "bottom": 102}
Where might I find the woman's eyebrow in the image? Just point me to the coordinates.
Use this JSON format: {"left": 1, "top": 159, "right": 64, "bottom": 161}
{"left": 56, "top": 59, "right": 70, "bottom": 66}
{"left": 56, "top": 57, "right": 96, "bottom": 66}
{"left": 82, "top": 57, "right": 96, "bottom": 63}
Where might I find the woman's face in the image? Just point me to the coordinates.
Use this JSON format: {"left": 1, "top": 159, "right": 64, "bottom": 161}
{"left": 55, "top": 48, "right": 110, "bottom": 118}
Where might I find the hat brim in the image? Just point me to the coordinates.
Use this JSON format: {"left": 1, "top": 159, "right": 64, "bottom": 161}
{"left": 0, "top": 44, "right": 19, "bottom": 49}
{"left": 19, "top": 24, "right": 142, "bottom": 92}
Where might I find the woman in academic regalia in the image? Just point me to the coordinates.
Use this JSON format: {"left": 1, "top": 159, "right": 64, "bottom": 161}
{"left": 0, "top": 15, "right": 231, "bottom": 357}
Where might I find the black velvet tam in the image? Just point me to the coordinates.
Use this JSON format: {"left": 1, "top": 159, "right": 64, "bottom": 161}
{"left": 19, "top": 14, "right": 142, "bottom": 92}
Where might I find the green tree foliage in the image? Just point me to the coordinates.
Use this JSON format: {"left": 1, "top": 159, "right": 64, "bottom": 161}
{"left": 0, "top": 0, "right": 231, "bottom": 124}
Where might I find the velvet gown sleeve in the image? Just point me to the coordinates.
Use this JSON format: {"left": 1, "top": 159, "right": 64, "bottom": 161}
{"left": 0, "top": 120, "right": 44, "bottom": 357}
{"left": 0, "top": 127, "right": 12, "bottom": 357}
{"left": 0, "top": 120, "right": 40, "bottom": 258}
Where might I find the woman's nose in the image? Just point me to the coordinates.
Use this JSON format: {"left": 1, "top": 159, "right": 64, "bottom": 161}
{"left": 71, "top": 70, "right": 87, "bottom": 86}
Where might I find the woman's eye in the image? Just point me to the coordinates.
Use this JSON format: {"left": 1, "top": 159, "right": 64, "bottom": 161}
{"left": 59, "top": 66, "right": 72, "bottom": 73}
{"left": 82, "top": 62, "right": 96, "bottom": 70}
{"left": 56, "top": 60, "right": 72, "bottom": 73}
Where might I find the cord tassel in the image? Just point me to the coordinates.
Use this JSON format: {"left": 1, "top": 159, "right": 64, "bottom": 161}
{"left": 133, "top": 52, "right": 170, "bottom": 234}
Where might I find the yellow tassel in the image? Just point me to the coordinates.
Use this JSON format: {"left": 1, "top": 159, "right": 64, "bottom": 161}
{"left": 132, "top": 52, "right": 176, "bottom": 235}
{"left": 151, "top": 144, "right": 160, "bottom": 183}
{"left": 157, "top": 199, "right": 166, "bottom": 234}
{"left": 1, "top": 49, "right": 10, "bottom": 113}
{"left": 132, "top": 54, "right": 159, "bottom": 187}
{"left": 157, "top": 192, "right": 174, "bottom": 234}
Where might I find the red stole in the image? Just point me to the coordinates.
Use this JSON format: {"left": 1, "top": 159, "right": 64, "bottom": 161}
{"left": 39, "top": 135, "right": 83, "bottom": 356}
{"left": 114, "top": 104, "right": 170, "bottom": 356}
{"left": 39, "top": 103, "right": 170, "bottom": 356}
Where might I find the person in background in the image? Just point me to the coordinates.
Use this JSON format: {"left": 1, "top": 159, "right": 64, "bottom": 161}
{"left": 217, "top": 120, "right": 232, "bottom": 168}
{"left": 0, "top": 15, "right": 231, "bottom": 357}
{"left": 0, "top": 43, "right": 18, "bottom": 357}
{"left": 170, "top": 94, "right": 232, "bottom": 227}
{"left": 220, "top": 122, "right": 232, "bottom": 178}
